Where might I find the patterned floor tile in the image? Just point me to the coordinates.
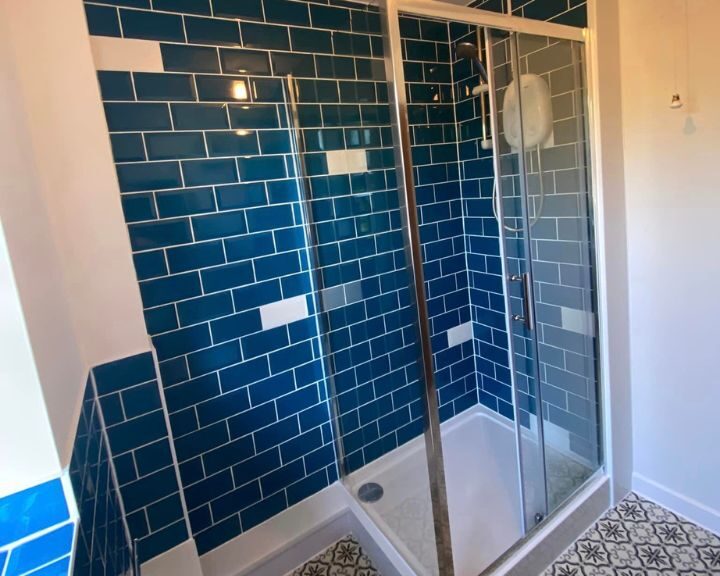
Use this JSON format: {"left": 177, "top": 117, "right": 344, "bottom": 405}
{"left": 289, "top": 535, "right": 380, "bottom": 576}
{"left": 544, "top": 492, "right": 720, "bottom": 575}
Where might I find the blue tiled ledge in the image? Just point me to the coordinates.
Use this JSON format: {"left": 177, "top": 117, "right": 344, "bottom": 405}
{"left": 0, "top": 479, "right": 75, "bottom": 576}
{"left": 0, "top": 480, "right": 68, "bottom": 548}
{"left": 91, "top": 353, "right": 189, "bottom": 563}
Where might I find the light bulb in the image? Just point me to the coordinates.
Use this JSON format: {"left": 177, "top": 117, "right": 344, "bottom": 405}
{"left": 670, "top": 93, "right": 684, "bottom": 109}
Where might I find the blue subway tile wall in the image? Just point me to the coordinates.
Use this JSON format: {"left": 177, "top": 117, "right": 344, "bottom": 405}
{"left": 510, "top": 34, "right": 598, "bottom": 461}
{"left": 0, "top": 479, "right": 75, "bottom": 576}
{"left": 92, "top": 353, "right": 189, "bottom": 562}
{"left": 86, "top": 0, "right": 370, "bottom": 552}
{"left": 449, "top": 22, "right": 515, "bottom": 421}
{"left": 399, "top": 14, "right": 478, "bottom": 424}
{"left": 70, "top": 378, "right": 132, "bottom": 576}
{"left": 85, "top": 0, "right": 593, "bottom": 557}
{"left": 469, "top": 0, "right": 587, "bottom": 28}
{"left": 511, "top": 0, "right": 588, "bottom": 28}
{"left": 451, "top": 12, "right": 598, "bottom": 462}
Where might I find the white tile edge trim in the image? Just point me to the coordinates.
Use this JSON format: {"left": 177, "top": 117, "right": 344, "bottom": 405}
{"left": 90, "top": 36, "right": 163, "bottom": 72}
{"left": 447, "top": 321, "right": 473, "bottom": 348}
{"left": 142, "top": 538, "right": 203, "bottom": 576}
{"left": 633, "top": 472, "right": 720, "bottom": 536}
{"left": 259, "top": 295, "right": 309, "bottom": 331}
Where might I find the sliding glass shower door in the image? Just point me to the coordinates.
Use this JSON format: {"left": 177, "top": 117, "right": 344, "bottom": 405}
{"left": 489, "top": 28, "right": 602, "bottom": 530}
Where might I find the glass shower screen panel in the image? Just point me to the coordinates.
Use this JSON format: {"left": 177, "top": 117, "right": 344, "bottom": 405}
{"left": 488, "top": 29, "right": 549, "bottom": 531}
{"left": 516, "top": 32, "right": 602, "bottom": 513}
{"left": 493, "top": 29, "right": 602, "bottom": 527}
{"left": 283, "top": 5, "right": 446, "bottom": 570}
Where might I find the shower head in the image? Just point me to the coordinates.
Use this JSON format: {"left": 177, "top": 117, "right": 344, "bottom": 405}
{"left": 456, "top": 41, "right": 478, "bottom": 61}
{"left": 456, "top": 41, "right": 489, "bottom": 85}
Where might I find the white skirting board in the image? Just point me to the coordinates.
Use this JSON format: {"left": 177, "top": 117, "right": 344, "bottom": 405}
{"left": 633, "top": 473, "right": 720, "bottom": 536}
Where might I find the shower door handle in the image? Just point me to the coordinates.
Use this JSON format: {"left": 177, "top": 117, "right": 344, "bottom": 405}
{"left": 509, "top": 273, "right": 535, "bottom": 331}
{"left": 521, "top": 272, "right": 535, "bottom": 331}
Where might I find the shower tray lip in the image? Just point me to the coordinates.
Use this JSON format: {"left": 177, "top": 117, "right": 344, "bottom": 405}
{"left": 344, "top": 404, "right": 516, "bottom": 494}
{"left": 342, "top": 403, "right": 603, "bottom": 576}
{"left": 199, "top": 404, "right": 608, "bottom": 576}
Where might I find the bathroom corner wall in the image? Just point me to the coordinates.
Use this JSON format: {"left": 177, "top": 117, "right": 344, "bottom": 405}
{"left": 0, "top": 0, "right": 149, "bottom": 472}
{"left": 84, "top": 0, "right": 395, "bottom": 553}
{"left": 450, "top": 22, "right": 514, "bottom": 420}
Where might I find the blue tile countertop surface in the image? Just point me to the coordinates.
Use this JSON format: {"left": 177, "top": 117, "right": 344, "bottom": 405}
{"left": 0, "top": 479, "right": 75, "bottom": 576}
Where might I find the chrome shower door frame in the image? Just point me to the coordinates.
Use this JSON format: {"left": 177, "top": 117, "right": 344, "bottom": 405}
{"left": 377, "top": 2, "right": 594, "bottom": 574}
{"left": 380, "top": 0, "right": 455, "bottom": 571}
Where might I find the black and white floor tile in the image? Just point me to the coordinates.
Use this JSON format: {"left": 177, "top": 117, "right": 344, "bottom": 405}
{"left": 545, "top": 492, "right": 720, "bottom": 575}
{"left": 289, "top": 535, "right": 380, "bottom": 576}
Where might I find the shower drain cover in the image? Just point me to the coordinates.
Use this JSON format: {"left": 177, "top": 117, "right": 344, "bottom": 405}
{"left": 358, "top": 482, "right": 384, "bottom": 503}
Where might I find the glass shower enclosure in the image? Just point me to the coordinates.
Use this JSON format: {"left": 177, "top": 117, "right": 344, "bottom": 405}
{"left": 286, "top": 1, "right": 602, "bottom": 574}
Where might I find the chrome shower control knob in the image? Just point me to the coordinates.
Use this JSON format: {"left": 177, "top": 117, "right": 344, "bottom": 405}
{"left": 509, "top": 274, "right": 523, "bottom": 282}
{"left": 512, "top": 314, "right": 525, "bottom": 322}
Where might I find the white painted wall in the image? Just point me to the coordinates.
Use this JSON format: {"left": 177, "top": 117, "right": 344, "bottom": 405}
{"left": 0, "top": 223, "right": 61, "bottom": 497}
{"left": 618, "top": 0, "right": 720, "bottom": 530}
{"left": 0, "top": 0, "right": 149, "bottom": 472}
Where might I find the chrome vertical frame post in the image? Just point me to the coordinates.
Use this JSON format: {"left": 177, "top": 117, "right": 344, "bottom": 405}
{"left": 378, "top": 0, "right": 454, "bottom": 573}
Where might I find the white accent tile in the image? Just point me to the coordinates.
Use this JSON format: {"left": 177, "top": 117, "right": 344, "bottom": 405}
{"left": 260, "top": 295, "right": 309, "bottom": 331}
{"left": 344, "top": 280, "right": 363, "bottom": 305}
{"left": 326, "top": 151, "right": 348, "bottom": 175}
{"left": 447, "top": 321, "right": 473, "bottom": 348}
{"left": 326, "top": 150, "right": 368, "bottom": 175}
{"left": 345, "top": 149, "right": 368, "bottom": 173}
{"left": 561, "top": 307, "right": 595, "bottom": 337}
{"left": 90, "top": 36, "right": 163, "bottom": 72}
{"left": 321, "top": 286, "right": 345, "bottom": 311}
